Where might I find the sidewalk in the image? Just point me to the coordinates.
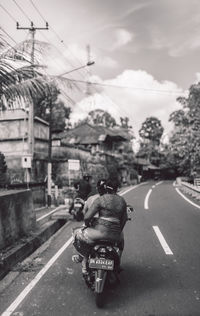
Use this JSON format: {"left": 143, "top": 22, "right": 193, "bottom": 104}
{"left": 0, "top": 204, "right": 71, "bottom": 280}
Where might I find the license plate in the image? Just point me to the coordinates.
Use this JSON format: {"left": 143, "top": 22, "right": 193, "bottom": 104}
{"left": 74, "top": 203, "right": 82, "bottom": 207}
{"left": 89, "top": 258, "right": 114, "bottom": 270}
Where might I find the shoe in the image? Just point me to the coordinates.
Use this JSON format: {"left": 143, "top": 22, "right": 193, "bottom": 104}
{"left": 72, "top": 255, "right": 83, "bottom": 263}
{"left": 82, "top": 267, "right": 88, "bottom": 275}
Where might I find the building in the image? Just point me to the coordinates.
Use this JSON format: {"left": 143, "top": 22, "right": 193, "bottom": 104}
{"left": 0, "top": 109, "right": 49, "bottom": 183}
{"left": 52, "top": 123, "right": 137, "bottom": 185}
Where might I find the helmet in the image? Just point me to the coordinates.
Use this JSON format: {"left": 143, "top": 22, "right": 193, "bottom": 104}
{"left": 83, "top": 174, "right": 91, "bottom": 182}
{"left": 96, "top": 179, "right": 107, "bottom": 195}
{"left": 106, "top": 178, "right": 119, "bottom": 193}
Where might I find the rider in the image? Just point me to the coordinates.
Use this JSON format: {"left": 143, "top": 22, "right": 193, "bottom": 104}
{"left": 69, "top": 174, "right": 92, "bottom": 215}
{"left": 72, "top": 178, "right": 107, "bottom": 263}
{"left": 73, "top": 177, "right": 127, "bottom": 274}
{"left": 74, "top": 174, "right": 92, "bottom": 200}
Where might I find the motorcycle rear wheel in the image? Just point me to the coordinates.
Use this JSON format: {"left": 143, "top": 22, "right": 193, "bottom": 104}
{"left": 95, "top": 292, "right": 104, "bottom": 308}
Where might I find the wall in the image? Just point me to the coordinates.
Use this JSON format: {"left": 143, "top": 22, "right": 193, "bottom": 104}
{"left": 0, "top": 190, "right": 36, "bottom": 250}
{"left": 0, "top": 110, "right": 49, "bottom": 183}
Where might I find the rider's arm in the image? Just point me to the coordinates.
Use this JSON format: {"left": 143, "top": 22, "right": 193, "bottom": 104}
{"left": 120, "top": 203, "right": 128, "bottom": 231}
{"left": 84, "top": 197, "right": 100, "bottom": 223}
{"left": 83, "top": 200, "right": 89, "bottom": 215}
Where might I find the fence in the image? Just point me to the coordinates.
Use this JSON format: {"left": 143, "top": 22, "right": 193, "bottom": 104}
{"left": 179, "top": 179, "right": 200, "bottom": 201}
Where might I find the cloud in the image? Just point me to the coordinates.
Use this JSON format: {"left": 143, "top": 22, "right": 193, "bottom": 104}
{"left": 71, "top": 70, "right": 185, "bottom": 142}
{"left": 110, "top": 29, "right": 133, "bottom": 50}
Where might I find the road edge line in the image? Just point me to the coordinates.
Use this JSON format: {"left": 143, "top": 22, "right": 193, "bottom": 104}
{"left": 1, "top": 237, "right": 73, "bottom": 316}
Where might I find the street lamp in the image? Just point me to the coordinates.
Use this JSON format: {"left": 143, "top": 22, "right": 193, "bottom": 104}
{"left": 47, "top": 60, "right": 95, "bottom": 207}
{"left": 58, "top": 61, "right": 95, "bottom": 77}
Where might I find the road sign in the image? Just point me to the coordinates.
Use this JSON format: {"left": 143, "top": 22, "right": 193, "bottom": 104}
{"left": 21, "top": 155, "right": 32, "bottom": 168}
{"left": 68, "top": 159, "right": 80, "bottom": 171}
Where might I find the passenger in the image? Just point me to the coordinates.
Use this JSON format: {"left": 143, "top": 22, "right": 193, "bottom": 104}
{"left": 83, "top": 178, "right": 107, "bottom": 216}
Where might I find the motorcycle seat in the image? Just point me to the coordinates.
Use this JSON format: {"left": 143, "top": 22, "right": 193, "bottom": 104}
{"left": 94, "top": 239, "right": 118, "bottom": 246}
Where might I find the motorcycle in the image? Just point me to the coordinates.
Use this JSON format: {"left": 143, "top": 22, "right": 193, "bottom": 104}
{"left": 72, "top": 204, "right": 134, "bottom": 308}
{"left": 70, "top": 197, "right": 85, "bottom": 221}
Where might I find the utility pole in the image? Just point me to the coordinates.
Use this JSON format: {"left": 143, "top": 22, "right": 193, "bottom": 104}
{"left": 17, "top": 22, "right": 48, "bottom": 184}
{"left": 47, "top": 97, "right": 52, "bottom": 207}
{"left": 86, "top": 45, "right": 92, "bottom": 96}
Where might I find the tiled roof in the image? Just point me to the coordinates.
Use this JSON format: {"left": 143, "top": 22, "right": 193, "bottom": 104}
{"left": 53, "top": 123, "right": 129, "bottom": 144}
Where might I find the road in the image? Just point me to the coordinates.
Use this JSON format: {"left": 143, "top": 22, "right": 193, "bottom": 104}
{"left": 0, "top": 181, "right": 200, "bottom": 316}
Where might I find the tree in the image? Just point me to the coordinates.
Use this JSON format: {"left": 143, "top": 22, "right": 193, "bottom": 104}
{"left": 77, "top": 109, "right": 117, "bottom": 128}
{"left": 0, "top": 152, "right": 7, "bottom": 186}
{"left": 139, "top": 116, "right": 164, "bottom": 145}
{"left": 168, "top": 83, "right": 200, "bottom": 176}
{"left": 0, "top": 34, "right": 62, "bottom": 113}
{"left": 35, "top": 85, "right": 71, "bottom": 132}
{"left": 137, "top": 117, "right": 164, "bottom": 165}
{"left": 120, "top": 116, "right": 132, "bottom": 129}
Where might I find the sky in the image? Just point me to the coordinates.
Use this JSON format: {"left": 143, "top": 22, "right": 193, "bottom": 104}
{"left": 1, "top": 0, "right": 200, "bottom": 145}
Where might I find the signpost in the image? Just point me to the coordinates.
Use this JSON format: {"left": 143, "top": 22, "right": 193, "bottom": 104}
{"left": 22, "top": 155, "right": 32, "bottom": 188}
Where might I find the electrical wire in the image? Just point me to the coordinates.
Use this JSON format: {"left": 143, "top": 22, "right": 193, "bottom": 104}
{"left": 9, "top": 0, "right": 83, "bottom": 94}
{"left": 0, "top": 3, "right": 17, "bottom": 23}
{"left": 12, "top": 0, "right": 32, "bottom": 22}
{"left": 29, "top": 0, "right": 91, "bottom": 77}
{"left": 0, "top": 26, "right": 17, "bottom": 44}
{"left": 57, "top": 77, "right": 182, "bottom": 95}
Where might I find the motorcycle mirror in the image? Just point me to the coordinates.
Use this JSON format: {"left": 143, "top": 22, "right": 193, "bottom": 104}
{"left": 127, "top": 205, "right": 134, "bottom": 213}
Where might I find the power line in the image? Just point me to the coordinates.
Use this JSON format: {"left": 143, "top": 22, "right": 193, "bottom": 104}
{"left": 29, "top": 0, "right": 94, "bottom": 78}
{"left": 12, "top": 0, "right": 32, "bottom": 22}
{"left": 12, "top": 0, "right": 87, "bottom": 83}
{"left": 0, "top": 26, "right": 17, "bottom": 44}
{"left": 0, "top": 3, "right": 17, "bottom": 23}
{"left": 58, "top": 77, "right": 182, "bottom": 95}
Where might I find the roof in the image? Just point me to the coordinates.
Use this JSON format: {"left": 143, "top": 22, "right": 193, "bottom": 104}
{"left": 134, "top": 158, "right": 150, "bottom": 165}
{"left": 53, "top": 122, "right": 129, "bottom": 145}
{"left": 148, "top": 164, "right": 160, "bottom": 170}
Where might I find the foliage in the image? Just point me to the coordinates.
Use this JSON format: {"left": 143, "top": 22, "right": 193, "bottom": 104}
{"left": 120, "top": 116, "right": 132, "bottom": 129}
{"left": 35, "top": 86, "right": 71, "bottom": 132}
{"left": 0, "top": 152, "right": 7, "bottom": 186}
{"left": 137, "top": 117, "right": 164, "bottom": 166}
{"left": 137, "top": 141, "right": 161, "bottom": 166}
{"left": 76, "top": 109, "right": 117, "bottom": 128}
{"left": 168, "top": 83, "right": 200, "bottom": 176}
{"left": 139, "top": 116, "right": 164, "bottom": 145}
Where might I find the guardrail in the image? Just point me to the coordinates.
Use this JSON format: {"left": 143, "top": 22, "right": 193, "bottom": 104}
{"left": 180, "top": 180, "right": 200, "bottom": 201}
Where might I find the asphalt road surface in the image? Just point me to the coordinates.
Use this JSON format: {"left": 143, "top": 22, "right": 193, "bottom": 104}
{"left": 1, "top": 181, "right": 200, "bottom": 316}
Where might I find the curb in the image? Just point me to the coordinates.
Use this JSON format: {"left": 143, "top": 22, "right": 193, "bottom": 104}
{"left": 0, "top": 218, "right": 66, "bottom": 280}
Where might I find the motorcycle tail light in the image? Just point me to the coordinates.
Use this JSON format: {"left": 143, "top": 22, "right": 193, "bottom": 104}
{"left": 106, "top": 246, "right": 113, "bottom": 251}
{"left": 99, "top": 247, "right": 106, "bottom": 253}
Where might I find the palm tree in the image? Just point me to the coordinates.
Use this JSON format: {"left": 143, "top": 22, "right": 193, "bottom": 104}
{"left": 0, "top": 33, "right": 54, "bottom": 111}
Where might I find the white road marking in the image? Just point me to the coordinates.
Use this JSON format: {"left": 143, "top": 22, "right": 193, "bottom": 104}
{"left": 144, "top": 189, "right": 152, "bottom": 209}
{"left": 156, "top": 181, "right": 163, "bottom": 186}
{"left": 153, "top": 226, "right": 173, "bottom": 255}
{"left": 176, "top": 188, "right": 200, "bottom": 210}
{"left": 37, "top": 206, "right": 65, "bottom": 222}
{"left": 1, "top": 237, "right": 73, "bottom": 316}
{"left": 2, "top": 184, "right": 146, "bottom": 315}
{"left": 119, "top": 182, "right": 147, "bottom": 196}
{"left": 120, "top": 183, "right": 147, "bottom": 215}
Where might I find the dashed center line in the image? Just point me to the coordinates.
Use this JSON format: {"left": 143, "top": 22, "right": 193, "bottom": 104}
{"left": 153, "top": 226, "right": 173, "bottom": 255}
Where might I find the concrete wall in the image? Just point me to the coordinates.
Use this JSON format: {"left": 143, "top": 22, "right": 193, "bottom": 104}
{"left": 0, "top": 110, "right": 49, "bottom": 183}
{"left": 0, "top": 190, "right": 36, "bottom": 250}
